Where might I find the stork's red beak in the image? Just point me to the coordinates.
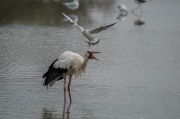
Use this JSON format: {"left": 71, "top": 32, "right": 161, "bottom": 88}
{"left": 89, "top": 51, "right": 101, "bottom": 61}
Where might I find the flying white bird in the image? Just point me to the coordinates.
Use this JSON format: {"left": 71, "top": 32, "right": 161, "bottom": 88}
{"left": 116, "top": 4, "right": 128, "bottom": 15}
{"left": 43, "top": 51, "right": 100, "bottom": 104}
{"left": 62, "top": 12, "right": 119, "bottom": 47}
{"left": 62, "top": 0, "right": 79, "bottom": 10}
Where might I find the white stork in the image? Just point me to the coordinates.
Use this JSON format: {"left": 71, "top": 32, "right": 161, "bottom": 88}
{"left": 43, "top": 51, "right": 100, "bottom": 104}
{"left": 62, "top": 12, "right": 119, "bottom": 47}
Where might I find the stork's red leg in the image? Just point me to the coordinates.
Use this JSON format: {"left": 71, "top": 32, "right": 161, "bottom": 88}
{"left": 68, "top": 76, "right": 72, "bottom": 104}
{"left": 62, "top": 100, "right": 66, "bottom": 119}
{"left": 64, "top": 77, "right": 66, "bottom": 105}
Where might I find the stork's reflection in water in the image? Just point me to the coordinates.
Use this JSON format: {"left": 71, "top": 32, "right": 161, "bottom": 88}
{"left": 41, "top": 103, "right": 71, "bottom": 119}
{"left": 63, "top": 103, "right": 71, "bottom": 119}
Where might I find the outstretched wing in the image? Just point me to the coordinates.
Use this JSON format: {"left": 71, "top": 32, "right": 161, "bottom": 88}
{"left": 89, "top": 21, "right": 119, "bottom": 34}
{"left": 62, "top": 12, "right": 84, "bottom": 32}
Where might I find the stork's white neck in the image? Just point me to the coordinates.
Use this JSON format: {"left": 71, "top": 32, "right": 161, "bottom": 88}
{"left": 82, "top": 56, "right": 90, "bottom": 70}
{"left": 74, "top": 57, "right": 89, "bottom": 78}
{"left": 83, "top": 57, "right": 89, "bottom": 63}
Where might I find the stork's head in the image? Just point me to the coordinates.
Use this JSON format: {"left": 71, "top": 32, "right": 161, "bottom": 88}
{"left": 85, "top": 50, "right": 101, "bottom": 61}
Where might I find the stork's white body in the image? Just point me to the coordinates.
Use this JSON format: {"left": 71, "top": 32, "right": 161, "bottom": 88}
{"left": 46, "top": 51, "right": 87, "bottom": 87}
{"left": 56, "top": 51, "right": 85, "bottom": 76}
{"left": 43, "top": 51, "right": 100, "bottom": 104}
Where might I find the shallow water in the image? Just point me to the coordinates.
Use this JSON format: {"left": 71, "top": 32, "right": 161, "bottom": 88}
{"left": 0, "top": 0, "right": 180, "bottom": 119}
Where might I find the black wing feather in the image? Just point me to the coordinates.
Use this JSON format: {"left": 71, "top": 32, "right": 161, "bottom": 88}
{"left": 43, "top": 59, "right": 68, "bottom": 86}
{"left": 43, "top": 59, "right": 58, "bottom": 78}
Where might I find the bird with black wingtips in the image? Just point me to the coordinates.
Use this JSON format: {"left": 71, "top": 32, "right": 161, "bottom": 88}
{"left": 62, "top": 12, "right": 120, "bottom": 47}
{"left": 43, "top": 51, "right": 100, "bottom": 104}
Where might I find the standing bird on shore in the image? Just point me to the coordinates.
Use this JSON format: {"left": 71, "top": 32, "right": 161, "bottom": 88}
{"left": 116, "top": 4, "right": 128, "bottom": 15}
{"left": 43, "top": 51, "right": 100, "bottom": 104}
{"left": 132, "top": 0, "right": 146, "bottom": 12}
{"left": 62, "top": 0, "right": 79, "bottom": 10}
{"left": 62, "top": 12, "right": 119, "bottom": 47}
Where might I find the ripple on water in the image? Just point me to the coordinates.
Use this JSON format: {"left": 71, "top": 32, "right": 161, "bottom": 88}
{"left": 1, "top": 2, "right": 180, "bottom": 118}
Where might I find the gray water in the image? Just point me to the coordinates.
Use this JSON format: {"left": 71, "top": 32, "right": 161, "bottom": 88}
{"left": 0, "top": 0, "right": 180, "bottom": 119}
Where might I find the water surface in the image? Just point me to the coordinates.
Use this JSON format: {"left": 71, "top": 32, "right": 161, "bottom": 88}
{"left": 0, "top": 0, "right": 180, "bottom": 119}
